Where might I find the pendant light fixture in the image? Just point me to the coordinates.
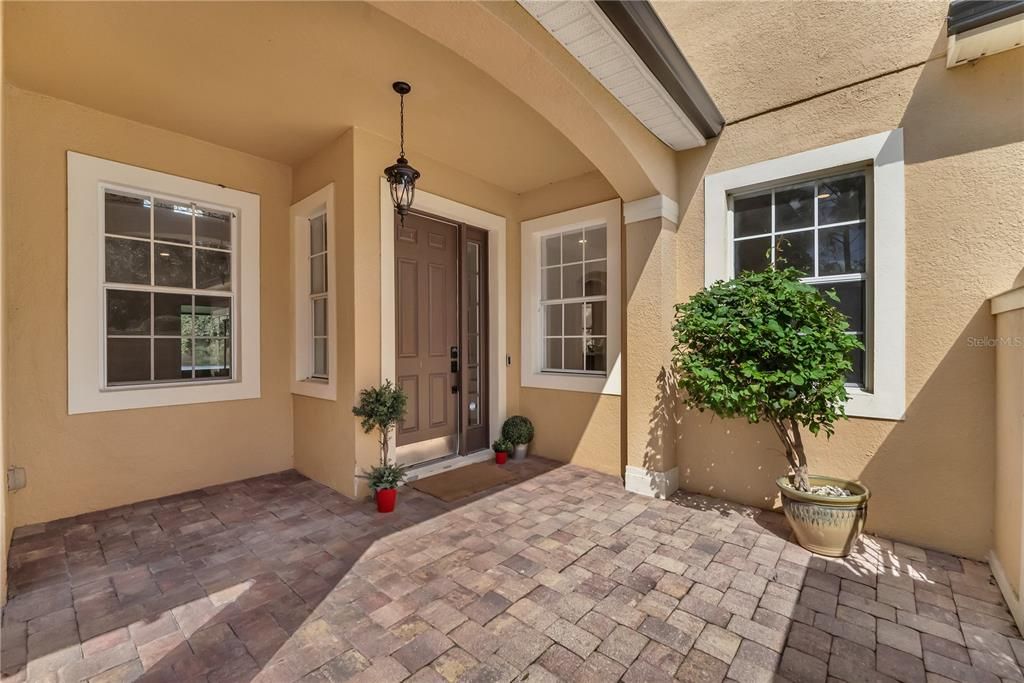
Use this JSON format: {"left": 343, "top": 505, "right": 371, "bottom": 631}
{"left": 383, "top": 81, "right": 421, "bottom": 221}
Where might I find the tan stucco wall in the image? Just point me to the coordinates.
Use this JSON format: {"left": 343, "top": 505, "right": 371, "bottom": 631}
{"left": 994, "top": 297, "right": 1024, "bottom": 597}
{"left": 3, "top": 86, "right": 294, "bottom": 528}
{"left": 516, "top": 172, "right": 621, "bottom": 477}
{"left": 673, "top": 48, "right": 1024, "bottom": 559}
{"left": 1, "top": 0, "right": 8, "bottom": 603}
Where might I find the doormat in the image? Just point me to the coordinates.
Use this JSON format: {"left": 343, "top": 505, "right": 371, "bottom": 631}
{"left": 408, "top": 462, "right": 516, "bottom": 502}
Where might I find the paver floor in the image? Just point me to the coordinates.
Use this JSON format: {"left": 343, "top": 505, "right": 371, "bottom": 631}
{"left": 2, "top": 458, "right": 1022, "bottom": 682}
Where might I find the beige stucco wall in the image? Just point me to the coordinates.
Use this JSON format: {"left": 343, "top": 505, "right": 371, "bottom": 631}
{"left": 673, "top": 48, "right": 1024, "bottom": 559}
{"left": 3, "top": 86, "right": 295, "bottom": 528}
{"left": 994, "top": 295, "right": 1024, "bottom": 598}
{"left": 516, "top": 172, "right": 622, "bottom": 477}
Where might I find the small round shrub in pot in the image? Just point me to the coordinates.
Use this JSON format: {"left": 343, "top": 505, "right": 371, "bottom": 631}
{"left": 672, "top": 267, "right": 868, "bottom": 556}
{"left": 501, "top": 416, "right": 534, "bottom": 461}
{"left": 492, "top": 438, "right": 512, "bottom": 465}
{"left": 353, "top": 380, "right": 409, "bottom": 513}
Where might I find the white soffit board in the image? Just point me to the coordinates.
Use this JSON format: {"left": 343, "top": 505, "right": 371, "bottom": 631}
{"left": 519, "top": 0, "right": 706, "bottom": 151}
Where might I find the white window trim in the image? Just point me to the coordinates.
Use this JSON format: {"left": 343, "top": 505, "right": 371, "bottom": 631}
{"left": 291, "top": 185, "right": 336, "bottom": 401}
{"left": 704, "top": 129, "right": 905, "bottom": 420}
{"left": 67, "top": 151, "right": 261, "bottom": 414}
{"left": 521, "top": 199, "right": 622, "bottom": 395}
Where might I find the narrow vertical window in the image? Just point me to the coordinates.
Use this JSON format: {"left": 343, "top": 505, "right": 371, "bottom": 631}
{"left": 309, "top": 213, "right": 328, "bottom": 380}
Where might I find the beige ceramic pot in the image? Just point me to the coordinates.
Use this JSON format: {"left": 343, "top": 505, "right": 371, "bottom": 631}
{"left": 776, "top": 475, "right": 870, "bottom": 557}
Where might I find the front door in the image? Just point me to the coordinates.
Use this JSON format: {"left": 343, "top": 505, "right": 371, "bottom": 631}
{"left": 395, "top": 212, "right": 460, "bottom": 465}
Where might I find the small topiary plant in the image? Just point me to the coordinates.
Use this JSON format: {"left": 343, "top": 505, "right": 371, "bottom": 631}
{"left": 501, "top": 416, "right": 534, "bottom": 445}
{"left": 491, "top": 438, "right": 513, "bottom": 453}
{"left": 672, "top": 267, "right": 862, "bottom": 492}
{"left": 353, "top": 379, "right": 408, "bottom": 468}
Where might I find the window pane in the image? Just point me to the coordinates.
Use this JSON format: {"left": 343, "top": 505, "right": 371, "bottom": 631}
{"left": 564, "top": 338, "right": 584, "bottom": 371}
{"left": 818, "top": 223, "right": 866, "bottom": 275}
{"left": 196, "top": 207, "right": 232, "bottom": 249}
{"left": 154, "top": 199, "right": 192, "bottom": 245}
{"left": 775, "top": 185, "right": 814, "bottom": 230}
{"left": 565, "top": 302, "right": 583, "bottom": 336}
{"left": 848, "top": 344, "right": 865, "bottom": 387}
{"left": 467, "top": 334, "right": 478, "bottom": 365}
{"left": 468, "top": 393, "right": 480, "bottom": 427}
{"left": 775, "top": 230, "right": 814, "bottom": 276}
{"left": 467, "top": 242, "right": 479, "bottom": 275}
{"left": 562, "top": 231, "right": 584, "bottom": 263}
{"left": 586, "top": 301, "right": 607, "bottom": 336}
{"left": 310, "top": 253, "right": 326, "bottom": 295}
{"left": 154, "top": 293, "right": 192, "bottom": 336}
{"left": 313, "top": 298, "right": 327, "bottom": 337}
{"left": 154, "top": 338, "right": 191, "bottom": 380}
{"left": 310, "top": 214, "right": 326, "bottom": 255}
{"left": 545, "top": 338, "right": 562, "bottom": 370}
{"left": 585, "top": 337, "right": 606, "bottom": 372}
{"left": 814, "top": 281, "right": 865, "bottom": 333}
{"left": 542, "top": 267, "right": 560, "bottom": 301}
{"left": 818, "top": 175, "right": 866, "bottom": 225}
{"left": 313, "top": 338, "right": 328, "bottom": 378}
{"left": 107, "top": 338, "right": 150, "bottom": 384}
{"left": 196, "top": 249, "right": 231, "bottom": 291}
{"left": 105, "top": 237, "right": 150, "bottom": 284}
{"left": 193, "top": 296, "right": 231, "bottom": 337}
{"left": 584, "top": 260, "right": 607, "bottom": 296}
{"left": 194, "top": 338, "right": 230, "bottom": 378}
{"left": 106, "top": 290, "right": 150, "bottom": 335}
{"left": 543, "top": 235, "right": 561, "bottom": 267}
{"left": 544, "top": 304, "right": 562, "bottom": 336}
{"left": 733, "top": 192, "right": 771, "bottom": 238}
{"left": 734, "top": 236, "right": 771, "bottom": 275}
{"left": 105, "top": 192, "right": 150, "bottom": 239}
{"left": 584, "top": 226, "right": 607, "bottom": 260}
{"left": 563, "top": 263, "right": 584, "bottom": 299}
{"left": 155, "top": 244, "right": 192, "bottom": 288}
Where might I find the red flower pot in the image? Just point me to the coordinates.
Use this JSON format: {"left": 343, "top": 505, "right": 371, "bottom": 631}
{"left": 376, "top": 488, "right": 397, "bottom": 513}
{"left": 495, "top": 451, "right": 508, "bottom": 464}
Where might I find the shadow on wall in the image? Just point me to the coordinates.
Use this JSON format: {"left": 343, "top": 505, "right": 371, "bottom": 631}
{"left": 519, "top": 387, "right": 621, "bottom": 477}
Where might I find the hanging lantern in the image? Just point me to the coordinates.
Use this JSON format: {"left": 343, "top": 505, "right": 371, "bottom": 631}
{"left": 384, "top": 81, "right": 421, "bottom": 218}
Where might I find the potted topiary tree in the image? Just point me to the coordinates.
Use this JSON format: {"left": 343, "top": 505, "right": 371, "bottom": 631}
{"left": 672, "top": 267, "right": 868, "bottom": 556}
{"left": 353, "top": 380, "right": 409, "bottom": 513}
{"left": 502, "top": 416, "right": 534, "bottom": 461}
{"left": 491, "top": 438, "right": 512, "bottom": 465}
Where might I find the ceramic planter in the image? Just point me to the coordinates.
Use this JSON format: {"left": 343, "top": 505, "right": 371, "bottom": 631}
{"left": 376, "top": 488, "right": 397, "bottom": 513}
{"left": 776, "top": 475, "right": 870, "bottom": 557}
{"left": 512, "top": 443, "right": 529, "bottom": 461}
{"left": 495, "top": 451, "right": 508, "bottom": 464}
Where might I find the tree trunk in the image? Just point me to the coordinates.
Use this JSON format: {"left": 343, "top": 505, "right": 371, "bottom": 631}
{"left": 789, "top": 418, "right": 811, "bottom": 492}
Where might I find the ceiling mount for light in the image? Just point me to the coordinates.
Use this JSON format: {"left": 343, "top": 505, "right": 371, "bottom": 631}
{"left": 384, "top": 81, "right": 421, "bottom": 222}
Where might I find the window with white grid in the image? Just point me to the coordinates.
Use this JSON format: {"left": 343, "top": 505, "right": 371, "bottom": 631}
{"left": 308, "top": 213, "right": 329, "bottom": 380}
{"left": 729, "top": 170, "right": 869, "bottom": 387}
{"left": 540, "top": 225, "right": 608, "bottom": 374}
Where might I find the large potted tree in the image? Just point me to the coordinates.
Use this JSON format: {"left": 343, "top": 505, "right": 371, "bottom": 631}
{"left": 353, "top": 380, "right": 409, "bottom": 513}
{"left": 672, "top": 267, "right": 868, "bottom": 556}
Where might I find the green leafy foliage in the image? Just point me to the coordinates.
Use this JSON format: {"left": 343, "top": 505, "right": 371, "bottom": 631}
{"left": 352, "top": 380, "right": 407, "bottom": 466}
{"left": 672, "top": 268, "right": 862, "bottom": 486}
{"left": 491, "top": 438, "right": 513, "bottom": 453}
{"left": 501, "top": 416, "right": 534, "bottom": 445}
{"left": 363, "top": 462, "right": 409, "bottom": 491}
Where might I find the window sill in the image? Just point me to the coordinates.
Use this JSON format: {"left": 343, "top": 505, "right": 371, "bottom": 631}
{"left": 846, "top": 388, "right": 905, "bottom": 421}
{"left": 291, "top": 378, "right": 336, "bottom": 401}
{"left": 70, "top": 380, "right": 259, "bottom": 415}
{"left": 521, "top": 369, "right": 621, "bottom": 396}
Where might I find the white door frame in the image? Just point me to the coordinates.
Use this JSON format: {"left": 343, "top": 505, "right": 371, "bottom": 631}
{"left": 379, "top": 179, "right": 507, "bottom": 460}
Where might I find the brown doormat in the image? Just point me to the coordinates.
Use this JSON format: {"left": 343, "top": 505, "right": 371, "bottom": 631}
{"left": 408, "top": 462, "right": 516, "bottom": 502}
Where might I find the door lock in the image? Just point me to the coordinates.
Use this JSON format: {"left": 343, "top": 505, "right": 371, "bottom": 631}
{"left": 450, "top": 346, "right": 460, "bottom": 373}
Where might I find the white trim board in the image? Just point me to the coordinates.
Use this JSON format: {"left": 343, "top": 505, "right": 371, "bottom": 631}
{"left": 67, "top": 152, "right": 261, "bottom": 414}
{"left": 290, "top": 184, "right": 337, "bottom": 401}
{"left": 379, "top": 180, "right": 508, "bottom": 461}
{"left": 989, "top": 550, "right": 1024, "bottom": 635}
{"left": 703, "top": 129, "right": 906, "bottom": 421}
{"left": 520, "top": 199, "right": 622, "bottom": 395}
{"left": 624, "top": 194, "right": 679, "bottom": 226}
{"left": 624, "top": 465, "right": 679, "bottom": 500}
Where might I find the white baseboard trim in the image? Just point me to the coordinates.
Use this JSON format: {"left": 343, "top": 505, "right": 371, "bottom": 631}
{"left": 989, "top": 550, "right": 1024, "bottom": 635}
{"left": 624, "top": 465, "right": 679, "bottom": 500}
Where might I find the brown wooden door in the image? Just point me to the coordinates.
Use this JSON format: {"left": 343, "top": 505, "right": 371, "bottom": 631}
{"left": 395, "top": 212, "right": 460, "bottom": 465}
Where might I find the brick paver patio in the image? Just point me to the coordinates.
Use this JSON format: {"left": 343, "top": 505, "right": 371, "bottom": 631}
{"left": 2, "top": 458, "right": 1022, "bottom": 682}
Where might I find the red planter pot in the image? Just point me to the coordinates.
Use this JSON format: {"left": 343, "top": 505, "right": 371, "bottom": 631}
{"left": 376, "top": 488, "right": 397, "bottom": 513}
{"left": 495, "top": 451, "right": 509, "bottom": 465}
